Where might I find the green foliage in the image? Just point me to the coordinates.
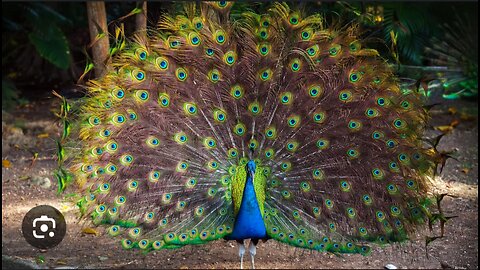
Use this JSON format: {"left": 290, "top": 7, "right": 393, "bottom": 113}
{"left": 338, "top": 2, "right": 477, "bottom": 101}
{"left": 420, "top": 9, "right": 478, "bottom": 100}
{"left": 23, "top": 3, "right": 71, "bottom": 69}
{"left": 3, "top": 2, "right": 72, "bottom": 70}
{"left": 382, "top": 3, "right": 438, "bottom": 65}
{"left": 334, "top": 2, "right": 376, "bottom": 26}
{"left": 28, "top": 25, "right": 70, "bottom": 70}
{"left": 326, "top": 2, "right": 439, "bottom": 65}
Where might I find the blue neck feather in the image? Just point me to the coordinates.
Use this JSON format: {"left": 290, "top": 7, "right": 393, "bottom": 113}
{"left": 229, "top": 162, "right": 267, "bottom": 240}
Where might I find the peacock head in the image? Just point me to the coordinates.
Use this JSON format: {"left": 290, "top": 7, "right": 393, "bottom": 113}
{"left": 246, "top": 160, "right": 256, "bottom": 179}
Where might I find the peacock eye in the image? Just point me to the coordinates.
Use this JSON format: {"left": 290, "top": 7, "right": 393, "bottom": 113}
{"left": 290, "top": 17, "right": 298, "bottom": 25}
{"left": 159, "top": 60, "right": 168, "bottom": 69}
{"left": 112, "top": 89, "right": 125, "bottom": 99}
{"left": 176, "top": 68, "right": 188, "bottom": 81}
{"left": 377, "top": 97, "right": 386, "bottom": 106}
{"left": 329, "top": 48, "right": 337, "bottom": 55}
{"left": 209, "top": 69, "right": 220, "bottom": 82}
{"left": 350, "top": 73, "right": 358, "bottom": 81}
{"left": 135, "top": 71, "right": 145, "bottom": 80}
{"left": 216, "top": 31, "right": 226, "bottom": 44}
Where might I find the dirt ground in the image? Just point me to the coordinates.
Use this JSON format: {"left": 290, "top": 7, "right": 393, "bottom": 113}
{"left": 2, "top": 95, "right": 478, "bottom": 269}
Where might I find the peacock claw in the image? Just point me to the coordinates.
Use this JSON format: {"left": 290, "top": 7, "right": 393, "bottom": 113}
{"left": 248, "top": 240, "right": 257, "bottom": 269}
{"left": 238, "top": 240, "right": 245, "bottom": 269}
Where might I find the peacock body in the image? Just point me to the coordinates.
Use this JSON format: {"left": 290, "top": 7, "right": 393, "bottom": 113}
{"left": 56, "top": 2, "right": 440, "bottom": 267}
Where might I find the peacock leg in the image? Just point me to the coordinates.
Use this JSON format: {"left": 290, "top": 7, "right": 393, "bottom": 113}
{"left": 237, "top": 239, "right": 246, "bottom": 269}
{"left": 249, "top": 239, "right": 259, "bottom": 269}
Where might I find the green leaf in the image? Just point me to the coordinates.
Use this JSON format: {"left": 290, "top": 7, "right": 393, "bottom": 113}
{"left": 28, "top": 25, "right": 71, "bottom": 70}
{"left": 382, "top": 3, "right": 436, "bottom": 65}
{"left": 36, "top": 255, "right": 45, "bottom": 264}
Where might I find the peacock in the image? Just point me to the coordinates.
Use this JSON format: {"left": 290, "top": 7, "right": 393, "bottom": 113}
{"left": 55, "top": 2, "right": 446, "bottom": 268}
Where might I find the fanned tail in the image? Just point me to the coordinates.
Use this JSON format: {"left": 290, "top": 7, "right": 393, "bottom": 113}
{"left": 56, "top": 2, "right": 439, "bottom": 255}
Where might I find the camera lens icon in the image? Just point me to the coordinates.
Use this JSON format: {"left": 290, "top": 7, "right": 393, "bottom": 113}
{"left": 33, "top": 215, "right": 56, "bottom": 239}
{"left": 22, "top": 205, "right": 66, "bottom": 249}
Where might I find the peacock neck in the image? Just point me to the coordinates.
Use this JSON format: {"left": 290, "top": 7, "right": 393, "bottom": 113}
{"left": 228, "top": 162, "right": 267, "bottom": 240}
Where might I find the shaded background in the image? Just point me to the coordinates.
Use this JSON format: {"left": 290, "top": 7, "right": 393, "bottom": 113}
{"left": 2, "top": 1, "right": 478, "bottom": 106}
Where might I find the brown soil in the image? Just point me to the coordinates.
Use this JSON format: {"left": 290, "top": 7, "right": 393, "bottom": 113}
{"left": 2, "top": 97, "right": 478, "bottom": 269}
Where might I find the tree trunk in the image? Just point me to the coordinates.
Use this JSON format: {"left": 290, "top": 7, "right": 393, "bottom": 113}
{"left": 86, "top": 1, "right": 109, "bottom": 78}
{"left": 136, "top": 1, "right": 147, "bottom": 35}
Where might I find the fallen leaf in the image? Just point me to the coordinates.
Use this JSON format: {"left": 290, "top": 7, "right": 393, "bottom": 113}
{"left": 19, "top": 175, "right": 31, "bottom": 181}
{"left": 56, "top": 260, "right": 67, "bottom": 265}
{"left": 461, "top": 168, "right": 470, "bottom": 174}
{"left": 447, "top": 107, "right": 457, "bottom": 115}
{"left": 37, "top": 133, "right": 50, "bottom": 138}
{"left": 434, "top": 125, "right": 454, "bottom": 133}
{"left": 450, "top": 119, "right": 460, "bottom": 127}
{"left": 82, "top": 227, "right": 99, "bottom": 236}
{"left": 2, "top": 159, "right": 11, "bottom": 168}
